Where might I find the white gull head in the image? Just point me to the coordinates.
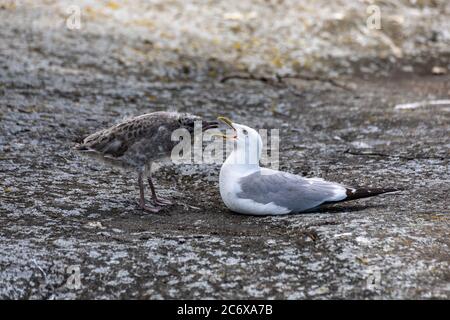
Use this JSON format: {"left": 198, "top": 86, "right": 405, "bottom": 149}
{"left": 219, "top": 119, "right": 263, "bottom": 167}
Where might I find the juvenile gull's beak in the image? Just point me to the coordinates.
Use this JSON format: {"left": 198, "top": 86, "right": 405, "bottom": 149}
{"left": 202, "top": 120, "right": 219, "bottom": 131}
{"left": 214, "top": 116, "right": 237, "bottom": 140}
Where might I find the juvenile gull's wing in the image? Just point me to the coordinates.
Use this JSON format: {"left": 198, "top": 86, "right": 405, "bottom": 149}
{"left": 237, "top": 169, "right": 347, "bottom": 213}
{"left": 75, "top": 113, "right": 175, "bottom": 158}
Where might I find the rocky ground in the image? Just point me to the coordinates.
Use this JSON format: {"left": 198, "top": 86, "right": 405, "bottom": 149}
{"left": 0, "top": 1, "right": 449, "bottom": 299}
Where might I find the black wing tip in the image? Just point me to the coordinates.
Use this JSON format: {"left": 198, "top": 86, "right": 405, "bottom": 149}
{"left": 345, "top": 187, "right": 403, "bottom": 201}
{"left": 73, "top": 143, "right": 88, "bottom": 151}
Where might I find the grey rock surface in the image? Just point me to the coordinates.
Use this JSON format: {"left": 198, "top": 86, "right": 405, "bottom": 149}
{"left": 0, "top": 1, "right": 449, "bottom": 299}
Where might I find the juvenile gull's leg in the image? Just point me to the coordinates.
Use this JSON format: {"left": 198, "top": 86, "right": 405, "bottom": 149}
{"left": 138, "top": 172, "right": 161, "bottom": 213}
{"left": 147, "top": 176, "right": 173, "bottom": 206}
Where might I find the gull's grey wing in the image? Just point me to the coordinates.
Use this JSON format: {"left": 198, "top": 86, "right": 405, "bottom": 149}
{"left": 237, "top": 169, "right": 347, "bottom": 212}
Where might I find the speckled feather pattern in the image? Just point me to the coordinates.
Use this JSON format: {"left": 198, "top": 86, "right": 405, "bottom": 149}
{"left": 76, "top": 111, "right": 199, "bottom": 169}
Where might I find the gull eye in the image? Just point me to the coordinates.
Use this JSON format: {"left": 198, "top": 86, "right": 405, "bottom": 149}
{"left": 242, "top": 129, "right": 248, "bottom": 135}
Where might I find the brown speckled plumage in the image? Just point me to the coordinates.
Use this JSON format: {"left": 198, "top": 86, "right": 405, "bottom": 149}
{"left": 74, "top": 111, "right": 216, "bottom": 212}
{"left": 76, "top": 111, "right": 198, "bottom": 167}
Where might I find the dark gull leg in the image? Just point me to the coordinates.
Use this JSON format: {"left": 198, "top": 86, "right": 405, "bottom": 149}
{"left": 147, "top": 176, "right": 173, "bottom": 206}
{"left": 138, "top": 172, "right": 161, "bottom": 213}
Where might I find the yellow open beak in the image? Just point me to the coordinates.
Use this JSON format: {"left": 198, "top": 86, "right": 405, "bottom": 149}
{"left": 213, "top": 116, "right": 237, "bottom": 140}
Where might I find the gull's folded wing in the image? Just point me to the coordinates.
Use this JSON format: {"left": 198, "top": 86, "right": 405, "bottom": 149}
{"left": 237, "top": 169, "right": 347, "bottom": 213}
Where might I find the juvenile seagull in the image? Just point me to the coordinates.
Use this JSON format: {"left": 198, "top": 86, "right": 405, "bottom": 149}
{"left": 217, "top": 117, "right": 400, "bottom": 215}
{"left": 75, "top": 111, "right": 217, "bottom": 213}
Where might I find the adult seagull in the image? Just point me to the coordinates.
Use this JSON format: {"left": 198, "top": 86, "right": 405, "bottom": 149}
{"left": 216, "top": 117, "right": 400, "bottom": 215}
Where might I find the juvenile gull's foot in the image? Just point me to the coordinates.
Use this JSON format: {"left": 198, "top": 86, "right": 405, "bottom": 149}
{"left": 152, "top": 197, "right": 173, "bottom": 206}
{"left": 138, "top": 201, "right": 162, "bottom": 213}
{"left": 147, "top": 177, "right": 173, "bottom": 206}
